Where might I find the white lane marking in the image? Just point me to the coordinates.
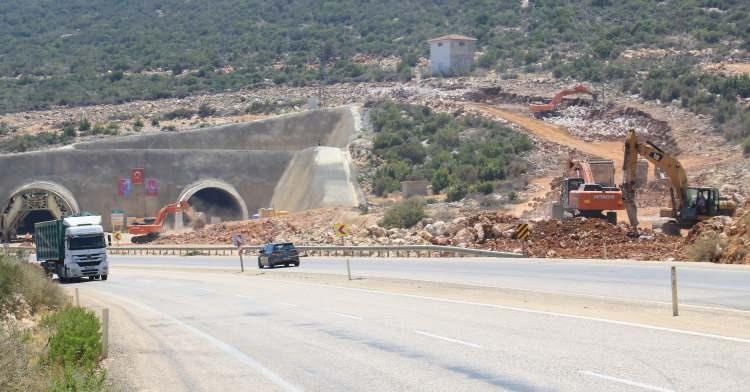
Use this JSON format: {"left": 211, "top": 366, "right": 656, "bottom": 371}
{"left": 257, "top": 278, "right": 750, "bottom": 344}
{"left": 90, "top": 289, "right": 303, "bottom": 392}
{"left": 278, "top": 302, "right": 299, "bottom": 307}
{"left": 415, "top": 330, "right": 482, "bottom": 349}
{"left": 579, "top": 370, "right": 675, "bottom": 392}
{"left": 235, "top": 294, "right": 254, "bottom": 300}
{"left": 332, "top": 312, "right": 363, "bottom": 321}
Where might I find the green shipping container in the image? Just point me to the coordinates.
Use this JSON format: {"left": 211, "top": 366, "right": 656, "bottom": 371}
{"left": 34, "top": 220, "right": 65, "bottom": 261}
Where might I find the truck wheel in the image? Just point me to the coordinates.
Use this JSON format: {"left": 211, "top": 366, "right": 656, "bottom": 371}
{"left": 101, "top": 275, "right": 108, "bottom": 281}
{"left": 258, "top": 258, "right": 264, "bottom": 269}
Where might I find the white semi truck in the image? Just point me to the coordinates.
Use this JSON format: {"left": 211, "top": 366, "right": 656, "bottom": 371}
{"left": 34, "top": 215, "right": 108, "bottom": 282}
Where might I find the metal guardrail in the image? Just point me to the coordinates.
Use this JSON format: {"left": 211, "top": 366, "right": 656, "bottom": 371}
{"left": 9, "top": 244, "right": 523, "bottom": 258}
{"left": 103, "top": 244, "right": 524, "bottom": 258}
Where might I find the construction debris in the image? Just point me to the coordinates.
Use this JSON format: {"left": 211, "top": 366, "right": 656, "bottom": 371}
{"left": 684, "top": 203, "right": 750, "bottom": 264}
{"left": 154, "top": 208, "right": 684, "bottom": 261}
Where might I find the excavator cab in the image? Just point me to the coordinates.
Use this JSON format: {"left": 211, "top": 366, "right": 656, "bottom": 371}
{"left": 682, "top": 187, "right": 720, "bottom": 225}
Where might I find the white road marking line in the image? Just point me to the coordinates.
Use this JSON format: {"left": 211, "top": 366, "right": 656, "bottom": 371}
{"left": 91, "top": 289, "right": 303, "bottom": 392}
{"left": 235, "top": 294, "right": 254, "bottom": 300}
{"left": 257, "top": 278, "right": 750, "bottom": 344}
{"left": 579, "top": 370, "right": 675, "bottom": 392}
{"left": 332, "top": 312, "right": 363, "bottom": 321}
{"left": 278, "top": 302, "right": 299, "bottom": 307}
{"left": 414, "top": 330, "right": 482, "bottom": 349}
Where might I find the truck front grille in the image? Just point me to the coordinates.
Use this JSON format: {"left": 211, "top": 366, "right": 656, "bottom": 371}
{"left": 77, "top": 261, "right": 101, "bottom": 267}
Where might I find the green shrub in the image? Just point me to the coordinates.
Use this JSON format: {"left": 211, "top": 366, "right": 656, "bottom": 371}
{"left": 162, "top": 108, "right": 195, "bottom": 120}
{"left": 78, "top": 118, "right": 91, "bottom": 133}
{"left": 474, "top": 182, "right": 494, "bottom": 195}
{"left": 445, "top": 183, "right": 468, "bottom": 202}
{"left": 132, "top": 119, "right": 144, "bottom": 132}
{"left": 198, "top": 103, "right": 216, "bottom": 118}
{"left": 380, "top": 198, "right": 425, "bottom": 229}
{"left": 431, "top": 168, "right": 451, "bottom": 193}
{"left": 43, "top": 307, "right": 102, "bottom": 369}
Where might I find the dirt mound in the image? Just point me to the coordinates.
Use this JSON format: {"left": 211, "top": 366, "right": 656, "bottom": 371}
{"left": 432, "top": 212, "right": 682, "bottom": 260}
{"left": 684, "top": 206, "right": 750, "bottom": 264}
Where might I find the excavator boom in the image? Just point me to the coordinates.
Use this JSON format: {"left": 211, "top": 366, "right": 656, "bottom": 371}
{"left": 127, "top": 201, "right": 191, "bottom": 242}
{"left": 530, "top": 84, "right": 597, "bottom": 114}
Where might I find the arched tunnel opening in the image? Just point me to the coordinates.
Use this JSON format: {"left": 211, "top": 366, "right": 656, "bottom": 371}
{"left": 186, "top": 187, "right": 243, "bottom": 226}
{"left": 16, "top": 210, "right": 56, "bottom": 236}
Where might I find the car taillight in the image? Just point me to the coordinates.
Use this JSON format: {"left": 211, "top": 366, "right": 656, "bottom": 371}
{"left": 272, "top": 252, "right": 281, "bottom": 256}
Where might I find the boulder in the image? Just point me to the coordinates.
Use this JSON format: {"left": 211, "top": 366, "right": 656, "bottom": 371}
{"left": 454, "top": 228, "right": 476, "bottom": 244}
{"left": 473, "top": 223, "right": 485, "bottom": 242}
{"left": 367, "top": 225, "right": 387, "bottom": 238}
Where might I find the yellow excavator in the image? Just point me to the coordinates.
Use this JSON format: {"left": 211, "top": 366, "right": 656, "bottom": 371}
{"left": 622, "top": 129, "right": 736, "bottom": 235}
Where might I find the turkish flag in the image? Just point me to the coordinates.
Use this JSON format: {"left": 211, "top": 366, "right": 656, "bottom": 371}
{"left": 131, "top": 168, "right": 144, "bottom": 185}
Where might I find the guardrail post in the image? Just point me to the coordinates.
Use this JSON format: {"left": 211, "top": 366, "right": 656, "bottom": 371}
{"left": 671, "top": 266, "right": 679, "bottom": 317}
{"left": 102, "top": 308, "right": 109, "bottom": 358}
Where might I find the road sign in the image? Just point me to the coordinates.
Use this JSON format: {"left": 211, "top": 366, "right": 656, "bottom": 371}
{"left": 113, "top": 232, "right": 123, "bottom": 241}
{"left": 513, "top": 223, "right": 530, "bottom": 241}
{"left": 333, "top": 223, "right": 349, "bottom": 237}
{"left": 232, "top": 233, "right": 244, "bottom": 248}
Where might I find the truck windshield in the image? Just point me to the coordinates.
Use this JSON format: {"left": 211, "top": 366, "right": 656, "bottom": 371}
{"left": 69, "top": 234, "right": 106, "bottom": 250}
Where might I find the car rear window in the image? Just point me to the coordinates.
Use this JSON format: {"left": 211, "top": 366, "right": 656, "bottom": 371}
{"left": 273, "top": 243, "right": 295, "bottom": 251}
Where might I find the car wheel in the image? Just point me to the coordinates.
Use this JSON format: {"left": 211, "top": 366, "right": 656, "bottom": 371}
{"left": 258, "top": 258, "right": 264, "bottom": 269}
{"left": 101, "top": 275, "right": 108, "bottom": 281}
{"left": 294, "top": 262, "right": 300, "bottom": 267}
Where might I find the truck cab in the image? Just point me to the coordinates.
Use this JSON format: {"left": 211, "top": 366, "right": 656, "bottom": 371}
{"left": 35, "top": 215, "right": 108, "bottom": 282}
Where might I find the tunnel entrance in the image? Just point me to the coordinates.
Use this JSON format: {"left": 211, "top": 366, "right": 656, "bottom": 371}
{"left": 186, "top": 187, "right": 244, "bottom": 225}
{"left": 1, "top": 183, "right": 79, "bottom": 242}
{"left": 17, "top": 210, "right": 56, "bottom": 235}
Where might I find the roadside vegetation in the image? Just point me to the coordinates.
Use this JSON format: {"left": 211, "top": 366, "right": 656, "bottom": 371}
{"left": 0, "top": 255, "right": 110, "bottom": 391}
{"left": 380, "top": 198, "right": 426, "bottom": 229}
{"left": 369, "top": 102, "right": 533, "bottom": 200}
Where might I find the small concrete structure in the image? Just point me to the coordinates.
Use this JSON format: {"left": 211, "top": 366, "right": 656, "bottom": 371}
{"left": 401, "top": 181, "right": 430, "bottom": 197}
{"left": 428, "top": 34, "right": 477, "bottom": 76}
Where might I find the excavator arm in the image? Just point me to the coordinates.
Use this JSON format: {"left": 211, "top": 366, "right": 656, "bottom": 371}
{"left": 530, "top": 84, "right": 597, "bottom": 114}
{"left": 622, "top": 130, "right": 688, "bottom": 229}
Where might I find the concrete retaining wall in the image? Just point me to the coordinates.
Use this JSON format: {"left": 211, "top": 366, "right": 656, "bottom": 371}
{"left": 0, "top": 106, "right": 362, "bottom": 234}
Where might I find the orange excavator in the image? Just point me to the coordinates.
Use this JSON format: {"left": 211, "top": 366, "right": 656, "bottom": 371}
{"left": 529, "top": 84, "right": 597, "bottom": 118}
{"left": 552, "top": 158, "right": 623, "bottom": 224}
{"left": 127, "top": 201, "right": 191, "bottom": 243}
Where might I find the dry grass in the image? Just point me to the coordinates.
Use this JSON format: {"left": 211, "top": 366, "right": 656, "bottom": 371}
{"left": 685, "top": 232, "right": 726, "bottom": 262}
{"left": 1, "top": 256, "right": 65, "bottom": 319}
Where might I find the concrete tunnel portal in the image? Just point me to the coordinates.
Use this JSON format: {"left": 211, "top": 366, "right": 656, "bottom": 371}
{"left": 1, "top": 182, "right": 80, "bottom": 240}
{"left": 178, "top": 180, "right": 249, "bottom": 226}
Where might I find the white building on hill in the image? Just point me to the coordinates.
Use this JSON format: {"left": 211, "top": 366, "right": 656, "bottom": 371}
{"left": 428, "top": 34, "right": 477, "bottom": 76}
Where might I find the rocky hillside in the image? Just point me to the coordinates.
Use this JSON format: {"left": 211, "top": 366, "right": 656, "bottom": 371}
{"left": 2, "top": 1, "right": 749, "bottom": 115}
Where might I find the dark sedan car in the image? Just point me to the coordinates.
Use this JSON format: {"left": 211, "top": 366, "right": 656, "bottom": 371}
{"left": 258, "top": 242, "right": 300, "bottom": 269}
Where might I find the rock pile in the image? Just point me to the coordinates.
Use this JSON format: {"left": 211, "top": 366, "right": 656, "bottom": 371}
{"left": 154, "top": 208, "right": 685, "bottom": 261}
{"left": 546, "top": 105, "right": 678, "bottom": 152}
{"left": 684, "top": 204, "right": 750, "bottom": 264}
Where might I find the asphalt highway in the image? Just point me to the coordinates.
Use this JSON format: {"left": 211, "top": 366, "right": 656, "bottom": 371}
{"left": 74, "top": 266, "right": 750, "bottom": 392}
{"left": 112, "top": 255, "right": 750, "bottom": 311}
